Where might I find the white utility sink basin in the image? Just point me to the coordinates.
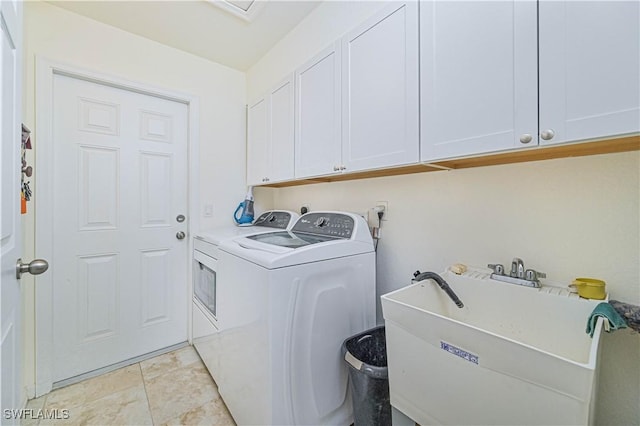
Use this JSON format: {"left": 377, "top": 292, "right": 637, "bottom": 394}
{"left": 381, "top": 267, "right": 604, "bottom": 425}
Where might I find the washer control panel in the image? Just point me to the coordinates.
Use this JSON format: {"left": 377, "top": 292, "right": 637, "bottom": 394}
{"left": 253, "top": 211, "right": 293, "bottom": 229}
{"left": 292, "top": 213, "right": 355, "bottom": 239}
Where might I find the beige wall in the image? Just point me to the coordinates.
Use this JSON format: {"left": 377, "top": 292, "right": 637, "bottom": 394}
{"left": 247, "top": 2, "right": 640, "bottom": 424}
{"left": 22, "top": 1, "right": 247, "bottom": 399}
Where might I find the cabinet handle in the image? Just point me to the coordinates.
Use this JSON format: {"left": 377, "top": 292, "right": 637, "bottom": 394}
{"left": 340, "top": 165, "right": 346, "bottom": 171}
{"left": 541, "top": 129, "right": 555, "bottom": 141}
{"left": 519, "top": 134, "right": 533, "bottom": 144}
{"left": 333, "top": 166, "right": 340, "bottom": 171}
{"left": 265, "top": 177, "right": 269, "bottom": 182}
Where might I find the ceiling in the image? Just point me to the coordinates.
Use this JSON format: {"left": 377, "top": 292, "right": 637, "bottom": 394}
{"left": 48, "top": 0, "right": 322, "bottom": 71}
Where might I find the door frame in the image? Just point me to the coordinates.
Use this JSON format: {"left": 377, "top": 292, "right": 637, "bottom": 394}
{"left": 34, "top": 57, "right": 200, "bottom": 396}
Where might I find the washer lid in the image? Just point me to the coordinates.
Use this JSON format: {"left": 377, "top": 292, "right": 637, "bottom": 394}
{"left": 245, "top": 230, "right": 339, "bottom": 248}
{"left": 219, "top": 211, "right": 374, "bottom": 269}
{"left": 196, "top": 210, "right": 299, "bottom": 246}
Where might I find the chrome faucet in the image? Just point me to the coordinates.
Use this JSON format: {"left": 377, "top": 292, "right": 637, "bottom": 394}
{"left": 413, "top": 271, "right": 464, "bottom": 308}
{"left": 488, "top": 258, "right": 546, "bottom": 288}
{"left": 510, "top": 257, "right": 525, "bottom": 278}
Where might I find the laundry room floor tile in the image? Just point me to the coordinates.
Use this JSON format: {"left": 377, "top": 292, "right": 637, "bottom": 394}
{"left": 144, "top": 362, "right": 221, "bottom": 425}
{"left": 161, "top": 397, "right": 235, "bottom": 426}
{"left": 41, "top": 384, "right": 152, "bottom": 426}
{"left": 24, "top": 346, "right": 235, "bottom": 426}
{"left": 44, "top": 364, "right": 143, "bottom": 410}
{"left": 140, "top": 345, "right": 201, "bottom": 381}
{"left": 20, "top": 395, "right": 46, "bottom": 426}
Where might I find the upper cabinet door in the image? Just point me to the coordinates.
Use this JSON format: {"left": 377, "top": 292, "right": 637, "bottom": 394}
{"left": 342, "top": 2, "right": 419, "bottom": 172}
{"left": 268, "top": 74, "right": 295, "bottom": 182}
{"left": 420, "top": 1, "right": 538, "bottom": 162}
{"left": 295, "top": 42, "right": 342, "bottom": 178}
{"left": 539, "top": 1, "right": 640, "bottom": 146}
{"left": 247, "top": 97, "right": 269, "bottom": 186}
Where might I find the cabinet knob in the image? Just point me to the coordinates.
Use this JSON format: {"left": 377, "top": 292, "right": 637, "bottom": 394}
{"left": 333, "top": 166, "right": 340, "bottom": 171}
{"left": 540, "top": 129, "right": 555, "bottom": 141}
{"left": 519, "top": 134, "right": 533, "bottom": 144}
{"left": 340, "top": 165, "right": 346, "bottom": 171}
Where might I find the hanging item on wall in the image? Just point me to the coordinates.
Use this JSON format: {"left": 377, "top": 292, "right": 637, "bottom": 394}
{"left": 21, "top": 124, "right": 33, "bottom": 215}
{"left": 22, "top": 124, "right": 31, "bottom": 148}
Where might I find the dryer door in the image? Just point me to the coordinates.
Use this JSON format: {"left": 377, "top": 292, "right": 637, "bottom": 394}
{"left": 193, "top": 250, "right": 218, "bottom": 322}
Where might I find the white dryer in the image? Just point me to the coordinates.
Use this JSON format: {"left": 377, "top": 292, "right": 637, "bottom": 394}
{"left": 217, "top": 212, "right": 376, "bottom": 425}
{"left": 192, "top": 210, "right": 298, "bottom": 382}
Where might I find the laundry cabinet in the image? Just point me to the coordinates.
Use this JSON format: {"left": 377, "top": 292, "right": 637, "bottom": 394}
{"left": 247, "top": 97, "right": 268, "bottom": 186}
{"left": 294, "top": 43, "right": 342, "bottom": 178}
{"left": 247, "top": 74, "right": 295, "bottom": 186}
{"left": 420, "top": 0, "right": 537, "bottom": 162}
{"left": 294, "top": 1, "right": 419, "bottom": 179}
{"left": 341, "top": 2, "right": 419, "bottom": 173}
{"left": 538, "top": 1, "right": 640, "bottom": 146}
{"left": 420, "top": 0, "right": 640, "bottom": 162}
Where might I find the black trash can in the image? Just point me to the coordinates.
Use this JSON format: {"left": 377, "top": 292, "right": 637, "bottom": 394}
{"left": 341, "top": 326, "right": 391, "bottom": 426}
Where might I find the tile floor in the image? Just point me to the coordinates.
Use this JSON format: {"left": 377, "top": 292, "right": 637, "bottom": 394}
{"left": 22, "top": 346, "right": 236, "bottom": 426}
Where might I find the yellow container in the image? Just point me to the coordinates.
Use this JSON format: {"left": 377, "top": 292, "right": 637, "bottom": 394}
{"left": 570, "top": 278, "right": 607, "bottom": 300}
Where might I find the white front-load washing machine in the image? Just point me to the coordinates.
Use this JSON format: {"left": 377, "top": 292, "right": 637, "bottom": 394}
{"left": 192, "top": 210, "right": 298, "bottom": 381}
{"left": 217, "top": 211, "right": 376, "bottom": 425}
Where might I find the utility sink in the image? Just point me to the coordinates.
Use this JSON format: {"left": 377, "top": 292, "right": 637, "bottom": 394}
{"left": 381, "top": 268, "right": 604, "bottom": 425}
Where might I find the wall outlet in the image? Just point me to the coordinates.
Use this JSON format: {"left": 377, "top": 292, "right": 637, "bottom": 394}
{"left": 203, "top": 203, "right": 214, "bottom": 217}
{"left": 375, "top": 201, "right": 388, "bottom": 220}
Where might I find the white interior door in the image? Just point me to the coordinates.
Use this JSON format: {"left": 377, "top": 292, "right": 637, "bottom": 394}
{"left": 51, "top": 74, "right": 189, "bottom": 382}
{"left": 1, "top": 0, "right": 23, "bottom": 421}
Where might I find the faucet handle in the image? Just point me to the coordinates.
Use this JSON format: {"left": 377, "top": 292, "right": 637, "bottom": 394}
{"left": 525, "top": 269, "right": 546, "bottom": 282}
{"left": 487, "top": 264, "right": 505, "bottom": 275}
{"left": 511, "top": 257, "right": 525, "bottom": 278}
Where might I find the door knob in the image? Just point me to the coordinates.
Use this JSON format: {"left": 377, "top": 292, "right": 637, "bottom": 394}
{"left": 16, "top": 258, "right": 49, "bottom": 279}
{"left": 176, "top": 231, "right": 186, "bottom": 240}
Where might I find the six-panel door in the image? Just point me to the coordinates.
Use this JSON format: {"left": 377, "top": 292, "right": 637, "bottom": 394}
{"left": 51, "top": 74, "right": 189, "bottom": 382}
